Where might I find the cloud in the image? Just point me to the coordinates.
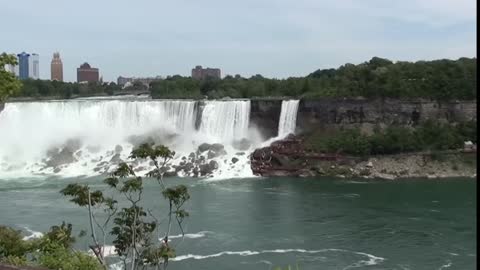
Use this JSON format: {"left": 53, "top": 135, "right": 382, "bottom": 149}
{"left": 0, "top": 0, "right": 475, "bottom": 81}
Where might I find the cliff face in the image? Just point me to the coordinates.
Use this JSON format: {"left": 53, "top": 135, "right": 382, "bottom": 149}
{"left": 250, "top": 99, "right": 282, "bottom": 138}
{"left": 250, "top": 98, "right": 477, "bottom": 138}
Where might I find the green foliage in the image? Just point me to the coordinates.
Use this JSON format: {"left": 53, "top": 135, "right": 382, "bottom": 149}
{"left": 42, "top": 222, "right": 76, "bottom": 250}
{"left": 37, "top": 242, "right": 103, "bottom": 270}
{"left": 0, "top": 223, "right": 102, "bottom": 270}
{"left": 62, "top": 143, "right": 189, "bottom": 270}
{"left": 1, "top": 255, "right": 28, "bottom": 266}
{"left": 150, "top": 57, "right": 477, "bottom": 100}
{"left": 13, "top": 79, "right": 123, "bottom": 99}
{"left": 305, "top": 120, "right": 477, "bottom": 156}
{"left": 0, "top": 226, "right": 31, "bottom": 258}
{"left": 8, "top": 57, "right": 476, "bottom": 100}
{"left": 0, "top": 53, "right": 22, "bottom": 101}
{"left": 307, "top": 129, "right": 371, "bottom": 156}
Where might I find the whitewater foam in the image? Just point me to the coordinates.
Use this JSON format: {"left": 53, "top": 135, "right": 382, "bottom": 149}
{"left": 168, "top": 231, "right": 212, "bottom": 239}
{"left": 170, "top": 248, "right": 385, "bottom": 265}
{"left": 0, "top": 99, "right": 300, "bottom": 179}
{"left": 22, "top": 227, "right": 44, "bottom": 240}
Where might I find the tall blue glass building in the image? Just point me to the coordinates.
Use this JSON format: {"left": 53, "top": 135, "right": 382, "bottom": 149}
{"left": 17, "top": 52, "right": 30, "bottom": 80}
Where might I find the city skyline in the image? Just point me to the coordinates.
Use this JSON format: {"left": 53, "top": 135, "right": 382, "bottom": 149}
{"left": 0, "top": 0, "right": 476, "bottom": 82}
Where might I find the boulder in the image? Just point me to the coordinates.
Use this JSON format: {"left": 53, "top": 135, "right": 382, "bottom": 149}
{"left": 366, "top": 161, "right": 374, "bottom": 168}
{"left": 211, "top": 143, "right": 225, "bottom": 152}
{"left": 197, "top": 143, "right": 212, "bottom": 153}
{"left": 184, "top": 162, "right": 194, "bottom": 173}
{"left": 199, "top": 160, "right": 219, "bottom": 176}
{"left": 231, "top": 157, "right": 239, "bottom": 164}
{"left": 207, "top": 149, "right": 227, "bottom": 159}
{"left": 192, "top": 166, "right": 200, "bottom": 177}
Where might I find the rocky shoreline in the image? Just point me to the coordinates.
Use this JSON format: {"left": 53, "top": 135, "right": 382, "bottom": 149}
{"left": 250, "top": 135, "right": 477, "bottom": 180}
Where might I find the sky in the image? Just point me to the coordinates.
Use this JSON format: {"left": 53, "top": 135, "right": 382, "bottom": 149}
{"left": 0, "top": 0, "right": 476, "bottom": 82}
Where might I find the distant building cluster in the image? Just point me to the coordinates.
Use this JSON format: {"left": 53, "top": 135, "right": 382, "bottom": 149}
{"left": 117, "top": 76, "right": 163, "bottom": 88}
{"left": 4, "top": 52, "right": 223, "bottom": 85}
{"left": 5, "top": 52, "right": 39, "bottom": 80}
{"left": 191, "top": 65, "right": 221, "bottom": 80}
{"left": 3, "top": 51, "right": 103, "bottom": 83}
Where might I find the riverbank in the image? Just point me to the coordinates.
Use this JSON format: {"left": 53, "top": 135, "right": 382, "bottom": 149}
{"left": 251, "top": 136, "right": 477, "bottom": 180}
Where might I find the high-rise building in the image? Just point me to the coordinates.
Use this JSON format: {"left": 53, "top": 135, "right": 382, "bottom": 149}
{"left": 77, "top": 62, "right": 99, "bottom": 83}
{"left": 29, "top": 53, "right": 39, "bottom": 79}
{"left": 17, "top": 52, "right": 30, "bottom": 80}
{"left": 15, "top": 52, "right": 39, "bottom": 80}
{"left": 51, "top": 52, "right": 63, "bottom": 81}
{"left": 191, "top": 65, "right": 221, "bottom": 80}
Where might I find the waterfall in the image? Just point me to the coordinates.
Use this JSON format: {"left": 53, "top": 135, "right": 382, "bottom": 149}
{"left": 199, "top": 100, "right": 250, "bottom": 143}
{"left": 278, "top": 100, "right": 299, "bottom": 137}
{"left": 0, "top": 99, "right": 258, "bottom": 178}
{"left": 0, "top": 98, "right": 300, "bottom": 179}
{"left": 0, "top": 100, "right": 196, "bottom": 177}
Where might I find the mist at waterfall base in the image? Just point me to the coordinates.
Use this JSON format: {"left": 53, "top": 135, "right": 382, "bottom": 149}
{"left": 0, "top": 99, "right": 299, "bottom": 179}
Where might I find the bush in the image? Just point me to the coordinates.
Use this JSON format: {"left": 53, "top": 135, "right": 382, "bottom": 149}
{"left": 0, "top": 224, "right": 102, "bottom": 270}
{"left": 0, "top": 226, "right": 31, "bottom": 258}
{"left": 38, "top": 243, "right": 103, "bottom": 270}
{"left": 305, "top": 120, "right": 476, "bottom": 156}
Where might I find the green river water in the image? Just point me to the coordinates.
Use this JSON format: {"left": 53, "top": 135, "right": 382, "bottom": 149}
{"left": 0, "top": 176, "right": 476, "bottom": 269}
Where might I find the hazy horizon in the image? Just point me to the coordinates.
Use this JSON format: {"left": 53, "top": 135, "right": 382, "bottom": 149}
{"left": 1, "top": 0, "right": 476, "bottom": 82}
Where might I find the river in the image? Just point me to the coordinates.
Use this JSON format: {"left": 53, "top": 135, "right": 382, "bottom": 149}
{"left": 0, "top": 176, "right": 475, "bottom": 269}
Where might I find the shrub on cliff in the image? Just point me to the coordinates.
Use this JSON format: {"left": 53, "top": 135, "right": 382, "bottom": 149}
{"left": 0, "top": 223, "right": 102, "bottom": 269}
{"left": 306, "top": 129, "right": 371, "bottom": 156}
{"left": 305, "top": 120, "right": 477, "bottom": 156}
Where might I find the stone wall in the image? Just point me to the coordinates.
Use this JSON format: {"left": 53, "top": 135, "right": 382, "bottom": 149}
{"left": 249, "top": 98, "right": 476, "bottom": 138}
{"left": 249, "top": 99, "right": 282, "bottom": 139}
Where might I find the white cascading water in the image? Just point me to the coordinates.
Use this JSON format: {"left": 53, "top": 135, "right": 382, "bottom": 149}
{"left": 0, "top": 99, "right": 262, "bottom": 179}
{"left": 199, "top": 100, "right": 250, "bottom": 142}
{"left": 277, "top": 100, "right": 300, "bottom": 138}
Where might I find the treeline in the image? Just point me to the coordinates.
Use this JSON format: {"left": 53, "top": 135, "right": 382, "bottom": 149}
{"left": 12, "top": 79, "right": 122, "bottom": 99}
{"left": 151, "top": 57, "right": 476, "bottom": 100}
{"left": 12, "top": 57, "right": 476, "bottom": 100}
{"left": 305, "top": 120, "right": 477, "bottom": 156}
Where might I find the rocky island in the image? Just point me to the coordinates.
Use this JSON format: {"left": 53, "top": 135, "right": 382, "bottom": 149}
{"left": 251, "top": 134, "right": 477, "bottom": 179}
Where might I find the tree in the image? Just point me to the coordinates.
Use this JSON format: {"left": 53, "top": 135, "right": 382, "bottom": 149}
{"left": 0, "top": 53, "right": 22, "bottom": 102}
{"left": 61, "top": 143, "right": 190, "bottom": 270}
